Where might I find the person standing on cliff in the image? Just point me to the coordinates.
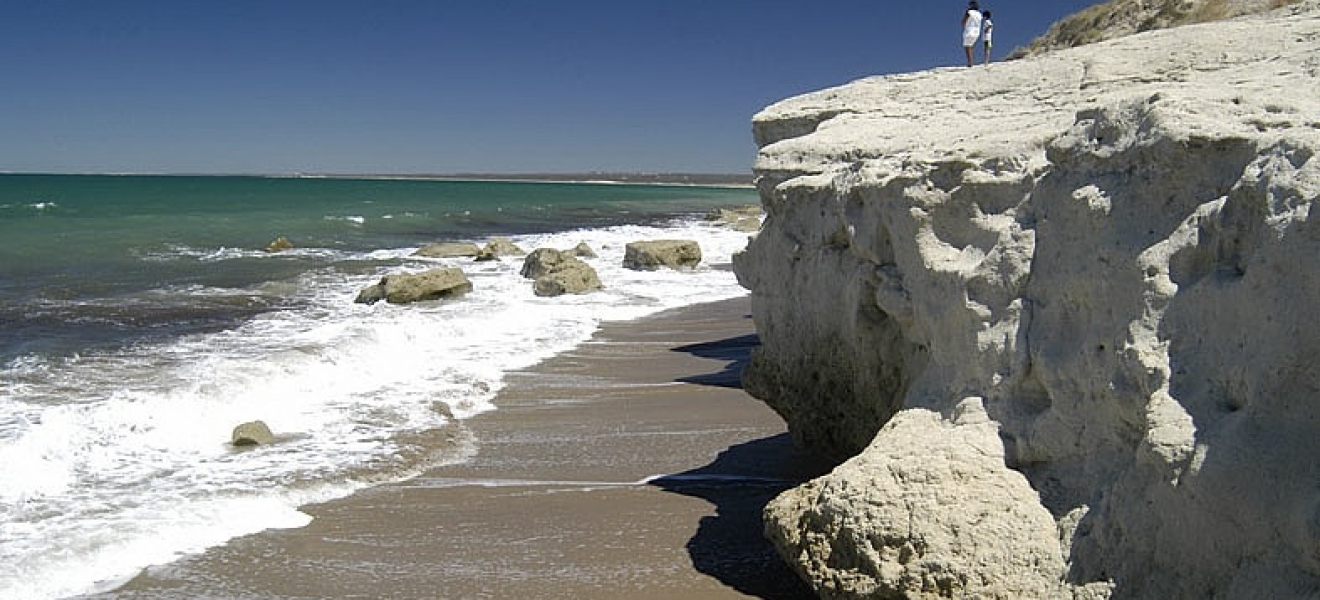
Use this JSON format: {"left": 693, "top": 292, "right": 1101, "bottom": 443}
{"left": 962, "top": 1, "right": 984, "bottom": 67}
{"left": 982, "top": 10, "right": 994, "bottom": 64}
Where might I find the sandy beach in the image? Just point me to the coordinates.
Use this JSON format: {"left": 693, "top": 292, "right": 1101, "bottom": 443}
{"left": 87, "top": 296, "right": 824, "bottom": 599}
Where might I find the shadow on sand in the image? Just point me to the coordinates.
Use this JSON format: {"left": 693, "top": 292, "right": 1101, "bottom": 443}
{"left": 649, "top": 435, "right": 828, "bottom": 599}
{"left": 653, "top": 333, "right": 829, "bottom": 599}
{"left": 671, "top": 333, "right": 759, "bottom": 389}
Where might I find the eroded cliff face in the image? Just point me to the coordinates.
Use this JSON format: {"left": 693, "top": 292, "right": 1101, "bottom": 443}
{"left": 735, "top": 4, "right": 1320, "bottom": 598}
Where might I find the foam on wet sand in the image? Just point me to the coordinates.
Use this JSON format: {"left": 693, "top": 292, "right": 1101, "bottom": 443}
{"left": 91, "top": 296, "right": 825, "bottom": 600}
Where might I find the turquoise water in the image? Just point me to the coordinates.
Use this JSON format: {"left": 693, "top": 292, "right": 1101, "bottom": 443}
{"left": 0, "top": 174, "right": 759, "bottom": 600}
{"left": 0, "top": 174, "right": 756, "bottom": 360}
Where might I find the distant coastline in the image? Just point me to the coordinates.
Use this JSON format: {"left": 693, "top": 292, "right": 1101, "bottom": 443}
{"left": 303, "top": 172, "right": 755, "bottom": 188}
{"left": 1, "top": 171, "right": 756, "bottom": 189}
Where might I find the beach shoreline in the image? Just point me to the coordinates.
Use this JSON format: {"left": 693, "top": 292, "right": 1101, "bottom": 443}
{"left": 87, "top": 296, "right": 823, "bottom": 599}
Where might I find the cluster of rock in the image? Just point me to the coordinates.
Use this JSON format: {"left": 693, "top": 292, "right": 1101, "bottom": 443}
{"left": 247, "top": 213, "right": 760, "bottom": 443}
{"left": 520, "top": 247, "right": 602, "bottom": 296}
{"left": 271, "top": 206, "right": 761, "bottom": 303}
{"left": 352, "top": 228, "right": 748, "bottom": 304}
{"left": 737, "top": 4, "right": 1319, "bottom": 599}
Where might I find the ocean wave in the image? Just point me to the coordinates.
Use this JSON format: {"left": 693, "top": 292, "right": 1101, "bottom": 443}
{"left": 0, "top": 201, "right": 59, "bottom": 215}
{"left": 0, "top": 209, "right": 756, "bottom": 600}
{"left": 137, "top": 244, "right": 362, "bottom": 263}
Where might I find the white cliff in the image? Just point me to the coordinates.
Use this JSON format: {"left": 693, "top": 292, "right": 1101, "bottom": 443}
{"left": 735, "top": 3, "right": 1320, "bottom": 598}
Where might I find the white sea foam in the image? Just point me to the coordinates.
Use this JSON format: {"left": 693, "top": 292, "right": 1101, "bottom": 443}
{"left": 0, "top": 202, "right": 57, "bottom": 213}
{"left": 0, "top": 214, "right": 755, "bottom": 600}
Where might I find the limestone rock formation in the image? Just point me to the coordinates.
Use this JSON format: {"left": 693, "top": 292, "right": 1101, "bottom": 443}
{"left": 413, "top": 241, "right": 482, "bottom": 259}
{"left": 231, "top": 420, "right": 275, "bottom": 446}
{"left": 738, "top": 4, "right": 1320, "bottom": 599}
{"left": 766, "top": 398, "right": 1114, "bottom": 599}
{"left": 520, "top": 248, "right": 602, "bottom": 296}
{"left": 355, "top": 268, "right": 473, "bottom": 305}
{"left": 623, "top": 239, "right": 702, "bottom": 271}
{"left": 475, "top": 237, "right": 525, "bottom": 261}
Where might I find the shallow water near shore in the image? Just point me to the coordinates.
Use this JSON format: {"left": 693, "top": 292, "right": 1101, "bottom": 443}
{"left": 0, "top": 174, "right": 759, "bottom": 600}
{"left": 84, "top": 296, "right": 821, "bottom": 600}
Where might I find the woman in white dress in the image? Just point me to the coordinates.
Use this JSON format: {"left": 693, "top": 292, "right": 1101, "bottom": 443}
{"left": 962, "top": 1, "right": 983, "bottom": 67}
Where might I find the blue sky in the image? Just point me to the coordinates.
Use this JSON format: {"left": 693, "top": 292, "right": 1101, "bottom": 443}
{"left": 0, "top": 1, "right": 1099, "bottom": 175}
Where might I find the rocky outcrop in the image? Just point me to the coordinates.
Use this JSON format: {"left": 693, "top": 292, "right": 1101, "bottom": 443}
{"left": 738, "top": 5, "right": 1320, "bottom": 599}
{"left": 475, "top": 237, "right": 526, "bottom": 262}
{"left": 520, "top": 248, "right": 603, "bottom": 296}
{"left": 623, "top": 240, "right": 702, "bottom": 271}
{"left": 1012, "top": 0, "right": 1306, "bottom": 58}
{"left": 707, "top": 205, "right": 764, "bottom": 232}
{"left": 413, "top": 241, "right": 482, "bottom": 259}
{"left": 355, "top": 268, "right": 473, "bottom": 305}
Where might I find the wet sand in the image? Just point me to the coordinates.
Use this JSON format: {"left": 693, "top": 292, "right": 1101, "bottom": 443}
{"left": 91, "top": 296, "right": 825, "bottom": 599}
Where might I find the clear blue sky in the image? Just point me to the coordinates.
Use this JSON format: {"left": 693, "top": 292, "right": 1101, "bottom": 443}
{"left": 0, "top": 1, "right": 1099, "bottom": 175}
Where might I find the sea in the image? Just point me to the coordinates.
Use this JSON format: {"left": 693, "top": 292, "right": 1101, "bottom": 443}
{"left": 0, "top": 173, "right": 760, "bottom": 600}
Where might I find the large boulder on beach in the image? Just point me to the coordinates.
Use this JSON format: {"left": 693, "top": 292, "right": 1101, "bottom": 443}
{"left": 532, "top": 270, "right": 602, "bottom": 297}
{"left": 413, "top": 242, "right": 482, "bottom": 259}
{"left": 355, "top": 268, "right": 473, "bottom": 305}
{"left": 231, "top": 420, "right": 275, "bottom": 446}
{"left": 623, "top": 240, "right": 702, "bottom": 271}
{"left": 521, "top": 248, "right": 602, "bottom": 296}
{"left": 765, "top": 399, "right": 1081, "bottom": 599}
{"left": 475, "top": 237, "right": 525, "bottom": 261}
